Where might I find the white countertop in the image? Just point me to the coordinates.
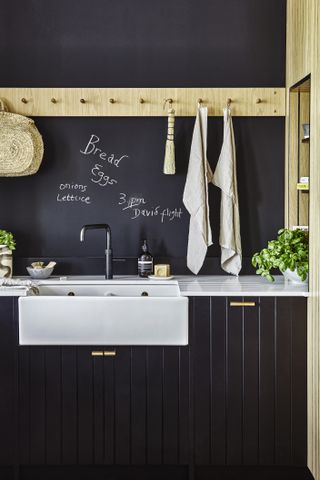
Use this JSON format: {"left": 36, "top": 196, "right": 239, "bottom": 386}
{"left": 0, "top": 286, "right": 30, "bottom": 296}
{"left": 0, "top": 275, "right": 309, "bottom": 297}
{"left": 177, "top": 275, "right": 309, "bottom": 297}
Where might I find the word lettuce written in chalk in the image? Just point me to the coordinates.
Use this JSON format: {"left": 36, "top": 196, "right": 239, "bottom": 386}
{"left": 80, "top": 134, "right": 128, "bottom": 167}
{"left": 118, "top": 192, "right": 183, "bottom": 223}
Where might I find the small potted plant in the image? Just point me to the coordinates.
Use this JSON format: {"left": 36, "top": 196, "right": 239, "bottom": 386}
{"left": 252, "top": 228, "right": 308, "bottom": 283}
{"left": 0, "top": 229, "right": 16, "bottom": 278}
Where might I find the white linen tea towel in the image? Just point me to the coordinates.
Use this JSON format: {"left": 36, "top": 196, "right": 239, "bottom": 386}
{"left": 183, "top": 106, "right": 214, "bottom": 274}
{"left": 212, "top": 107, "right": 242, "bottom": 275}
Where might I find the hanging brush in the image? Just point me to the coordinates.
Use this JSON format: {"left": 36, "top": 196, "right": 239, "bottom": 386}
{"left": 163, "top": 106, "right": 176, "bottom": 174}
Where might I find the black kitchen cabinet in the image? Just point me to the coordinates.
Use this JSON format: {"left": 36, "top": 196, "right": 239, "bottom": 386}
{"left": 191, "top": 296, "right": 307, "bottom": 469}
{"left": 0, "top": 297, "right": 16, "bottom": 466}
{"left": 0, "top": 298, "right": 15, "bottom": 473}
{"left": 1, "top": 295, "right": 311, "bottom": 479}
{"left": 17, "top": 345, "right": 190, "bottom": 468}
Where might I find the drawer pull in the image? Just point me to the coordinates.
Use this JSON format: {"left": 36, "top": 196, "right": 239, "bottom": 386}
{"left": 104, "top": 351, "right": 116, "bottom": 357}
{"left": 230, "top": 301, "right": 256, "bottom": 307}
{"left": 91, "top": 351, "right": 116, "bottom": 357}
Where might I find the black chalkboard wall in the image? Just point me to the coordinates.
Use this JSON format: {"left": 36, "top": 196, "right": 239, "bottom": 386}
{"left": 0, "top": 0, "right": 286, "bottom": 275}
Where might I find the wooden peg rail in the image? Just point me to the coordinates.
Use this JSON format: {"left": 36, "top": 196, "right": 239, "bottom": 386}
{"left": 0, "top": 87, "right": 285, "bottom": 117}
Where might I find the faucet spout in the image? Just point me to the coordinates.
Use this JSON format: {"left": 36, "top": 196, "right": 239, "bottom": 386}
{"left": 80, "top": 224, "right": 113, "bottom": 279}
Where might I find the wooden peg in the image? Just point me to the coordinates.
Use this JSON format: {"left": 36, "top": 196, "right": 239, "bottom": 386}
{"left": 227, "top": 98, "right": 232, "bottom": 107}
{"left": 109, "top": 98, "right": 115, "bottom": 104}
{"left": 163, "top": 98, "right": 173, "bottom": 109}
{"left": 256, "top": 98, "right": 262, "bottom": 104}
{"left": 21, "top": 98, "right": 28, "bottom": 104}
{"left": 139, "top": 97, "right": 145, "bottom": 104}
{"left": 198, "top": 98, "right": 203, "bottom": 104}
{"left": 80, "top": 98, "right": 86, "bottom": 104}
{"left": 51, "top": 97, "right": 57, "bottom": 104}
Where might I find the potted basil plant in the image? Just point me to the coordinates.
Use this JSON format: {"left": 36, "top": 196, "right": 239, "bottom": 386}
{"left": 252, "top": 228, "right": 308, "bottom": 283}
{"left": 0, "top": 229, "right": 16, "bottom": 278}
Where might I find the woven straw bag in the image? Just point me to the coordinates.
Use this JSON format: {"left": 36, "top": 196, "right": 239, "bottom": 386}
{"left": 0, "top": 98, "right": 44, "bottom": 176}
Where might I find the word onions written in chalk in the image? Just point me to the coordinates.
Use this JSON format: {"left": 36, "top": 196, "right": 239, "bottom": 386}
{"left": 56, "top": 182, "right": 92, "bottom": 204}
{"left": 118, "top": 192, "right": 183, "bottom": 223}
{"left": 80, "top": 134, "right": 128, "bottom": 167}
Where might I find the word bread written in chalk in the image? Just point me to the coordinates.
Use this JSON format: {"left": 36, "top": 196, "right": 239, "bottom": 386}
{"left": 80, "top": 134, "right": 128, "bottom": 167}
{"left": 118, "top": 192, "right": 183, "bottom": 223}
{"left": 56, "top": 182, "right": 92, "bottom": 204}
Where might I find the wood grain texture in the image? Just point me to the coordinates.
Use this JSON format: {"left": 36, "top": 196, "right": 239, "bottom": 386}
{"left": 0, "top": 87, "right": 285, "bottom": 117}
{"left": 287, "top": 91, "right": 299, "bottom": 227}
{"left": 286, "top": 1, "right": 320, "bottom": 478}
{"left": 286, "top": 87, "right": 310, "bottom": 229}
{"left": 298, "top": 92, "right": 310, "bottom": 226}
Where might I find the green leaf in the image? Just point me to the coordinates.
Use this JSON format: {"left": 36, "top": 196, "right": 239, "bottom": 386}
{"left": 251, "top": 228, "right": 308, "bottom": 281}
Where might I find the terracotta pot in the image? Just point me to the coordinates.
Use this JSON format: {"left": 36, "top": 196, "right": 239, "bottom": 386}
{"left": 0, "top": 245, "right": 12, "bottom": 278}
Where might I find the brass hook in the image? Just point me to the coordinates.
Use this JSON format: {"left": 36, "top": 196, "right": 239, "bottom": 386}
{"left": 51, "top": 98, "right": 57, "bottom": 104}
{"left": 256, "top": 98, "right": 262, "bottom": 104}
{"left": 80, "top": 98, "right": 86, "bottom": 104}
{"left": 139, "top": 97, "right": 145, "bottom": 104}
{"left": 21, "top": 98, "right": 28, "bottom": 104}
{"left": 227, "top": 98, "right": 232, "bottom": 108}
{"left": 109, "top": 98, "right": 115, "bottom": 104}
{"left": 163, "top": 98, "right": 173, "bottom": 110}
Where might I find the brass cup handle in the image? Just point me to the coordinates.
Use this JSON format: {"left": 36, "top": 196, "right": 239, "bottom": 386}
{"left": 91, "top": 351, "right": 116, "bottom": 357}
{"left": 230, "top": 301, "right": 256, "bottom": 307}
{"left": 104, "top": 351, "right": 116, "bottom": 357}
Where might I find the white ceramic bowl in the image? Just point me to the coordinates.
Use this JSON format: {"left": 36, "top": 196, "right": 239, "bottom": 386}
{"left": 26, "top": 266, "right": 54, "bottom": 279}
{"left": 283, "top": 268, "right": 308, "bottom": 284}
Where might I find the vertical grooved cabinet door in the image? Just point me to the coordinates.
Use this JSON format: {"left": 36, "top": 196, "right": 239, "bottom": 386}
{"left": 192, "top": 296, "right": 211, "bottom": 465}
{"left": 18, "top": 345, "right": 105, "bottom": 466}
{"left": 191, "top": 296, "right": 307, "bottom": 467}
{"left": 0, "top": 298, "right": 14, "bottom": 466}
{"left": 17, "top": 341, "right": 190, "bottom": 468}
{"left": 259, "top": 297, "right": 276, "bottom": 464}
{"left": 113, "top": 345, "right": 190, "bottom": 466}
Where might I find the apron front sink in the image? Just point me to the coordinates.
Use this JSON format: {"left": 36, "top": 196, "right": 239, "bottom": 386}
{"left": 18, "top": 281, "right": 188, "bottom": 346}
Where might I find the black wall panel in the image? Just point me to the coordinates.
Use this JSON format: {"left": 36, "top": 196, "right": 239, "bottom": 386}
{"left": 0, "top": 0, "right": 286, "bottom": 273}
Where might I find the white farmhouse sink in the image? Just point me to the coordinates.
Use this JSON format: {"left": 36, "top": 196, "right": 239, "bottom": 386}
{"left": 35, "top": 282, "right": 180, "bottom": 297}
{"left": 18, "top": 280, "right": 188, "bottom": 346}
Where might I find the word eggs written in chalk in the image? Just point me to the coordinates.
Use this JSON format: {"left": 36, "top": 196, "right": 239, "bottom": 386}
{"left": 56, "top": 182, "right": 92, "bottom": 204}
{"left": 91, "top": 164, "right": 118, "bottom": 187}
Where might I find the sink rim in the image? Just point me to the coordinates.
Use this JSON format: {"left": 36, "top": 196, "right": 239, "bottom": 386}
{"left": 28, "top": 275, "right": 179, "bottom": 286}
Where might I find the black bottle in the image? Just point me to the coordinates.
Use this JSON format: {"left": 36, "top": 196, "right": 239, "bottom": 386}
{"left": 138, "top": 240, "right": 153, "bottom": 278}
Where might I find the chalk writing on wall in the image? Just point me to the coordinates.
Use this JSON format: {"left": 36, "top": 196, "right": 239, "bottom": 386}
{"left": 118, "top": 192, "right": 183, "bottom": 223}
{"left": 91, "top": 164, "right": 118, "bottom": 187}
{"left": 80, "top": 134, "right": 129, "bottom": 189}
{"left": 56, "top": 182, "right": 92, "bottom": 204}
{"left": 80, "top": 134, "right": 128, "bottom": 167}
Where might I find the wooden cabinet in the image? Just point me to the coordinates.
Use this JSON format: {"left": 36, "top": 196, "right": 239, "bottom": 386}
{"left": 287, "top": 77, "right": 310, "bottom": 229}
{"left": 191, "top": 296, "right": 307, "bottom": 467}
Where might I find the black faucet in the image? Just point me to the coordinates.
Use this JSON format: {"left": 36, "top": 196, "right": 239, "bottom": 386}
{"left": 80, "top": 224, "right": 113, "bottom": 279}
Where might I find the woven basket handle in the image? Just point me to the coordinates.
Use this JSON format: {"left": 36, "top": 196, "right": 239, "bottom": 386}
{"left": 0, "top": 98, "right": 9, "bottom": 112}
